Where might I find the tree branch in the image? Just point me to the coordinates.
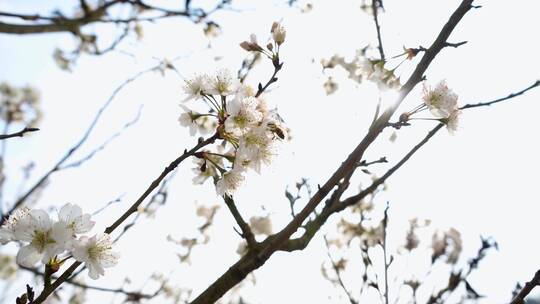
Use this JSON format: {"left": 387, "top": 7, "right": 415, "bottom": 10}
{"left": 20, "top": 265, "right": 159, "bottom": 300}
{"left": 323, "top": 236, "right": 358, "bottom": 304}
{"left": 371, "top": 0, "right": 385, "bottom": 61}
{"left": 510, "top": 270, "right": 540, "bottom": 304}
{"left": 461, "top": 80, "right": 540, "bottom": 110}
{"left": 0, "top": 127, "right": 39, "bottom": 140}
{"left": 1, "top": 65, "right": 159, "bottom": 223}
{"left": 31, "top": 133, "right": 218, "bottom": 304}
{"left": 223, "top": 195, "right": 257, "bottom": 249}
{"left": 189, "top": 2, "right": 476, "bottom": 303}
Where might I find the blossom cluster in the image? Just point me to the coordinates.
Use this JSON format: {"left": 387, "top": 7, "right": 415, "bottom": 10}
{"left": 180, "top": 69, "right": 286, "bottom": 196}
{"left": 0, "top": 204, "right": 119, "bottom": 279}
{"left": 0, "top": 82, "right": 42, "bottom": 126}
{"left": 321, "top": 49, "right": 401, "bottom": 92}
{"left": 180, "top": 23, "right": 287, "bottom": 196}
{"left": 431, "top": 227, "right": 462, "bottom": 264}
{"left": 422, "top": 80, "right": 462, "bottom": 132}
{"left": 397, "top": 80, "right": 462, "bottom": 133}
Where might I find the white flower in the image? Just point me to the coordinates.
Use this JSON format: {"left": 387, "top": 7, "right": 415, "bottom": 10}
{"left": 271, "top": 22, "right": 286, "bottom": 45}
{"left": 191, "top": 157, "right": 218, "bottom": 185}
{"left": 0, "top": 207, "right": 30, "bottom": 244}
{"left": 14, "top": 209, "right": 71, "bottom": 267}
{"left": 235, "top": 84, "right": 255, "bottom": 100}
{"left": 237, "top": 126, "right": 276, "bottom": 173}
{"left": 182, "top": 74, "right": 208, "bottom": 102}
{"left": 72, "top": 233, "right": 119, "bottom": 280}
{"left": 58, "top": 203, "right": 94, "bottom": 235}
{"left": 431, "top": 228, "right": 462, "bottom": 264}
{"left": 206, "top": 69, "right": 239, "bottom": 96}
{"left": 445, "top": 228, "right": 462, "bottom": 264}
{"left": 236, "top": 241, "right": 248, "bottom": 256}
{"left": 0, "top": 254, "right": 18, "bottom": 280}
{"left": 196, "top": 205, "right": 219, "bottom": 221}
{"left": 178, "top": 105, "right": 199, "bottom": 136}
{"left": 368, "top": 62, "right": 400, "bottom": 90}
{"left": 225, "top": 97, "right": 263, "bottom": 136}
{"left": 357, "top": 56, "right": 374, "bottom": 78}
{"left": 445, "top": 109, "right": 461, "bottom": 134}
{"left": 422, "top": 80, "right": 458, "bottom": 118}
{"left": 249, "top": 216, "right": 273, "bottom": 235}
{"left": 216, "top": 168, "right": 245, "bottom": 196}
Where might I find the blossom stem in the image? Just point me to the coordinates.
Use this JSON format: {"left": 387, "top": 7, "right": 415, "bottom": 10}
{"left": 202, "top": 95, "right": 221, "bottom": 113}
{"left": 408, "top": 104, "right": 426, "bottom": 115}
{"left": 43, "top": 264, "right": 53, "bottom": 289}
{"left": 206, "top": 157, "right": 227, "bottom": 174}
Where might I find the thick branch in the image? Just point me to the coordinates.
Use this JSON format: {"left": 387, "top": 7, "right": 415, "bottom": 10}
{"left": 510, "top": 270, "right": 540, "bottom": 304}
{"left": 0, "top": 1, "right": 114, "bottom": 34}
{"left": 283, "top": 77, "right": 540, "bottom": 253}
{"left": 189, "top": 2, "right": 475, "bottom": 303}
{"left": 283, "top": 123, "right": 444, "bottom": 252}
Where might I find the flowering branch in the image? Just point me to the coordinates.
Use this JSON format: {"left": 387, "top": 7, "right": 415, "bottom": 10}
{"left": 20, "top": 265, "right": 158, "bottom": 300}
{"left": 189, "top": 2, "right": 476, "bottom": 303}
{"left": 282, "top": 78, "right": 540, "bottom": 257}
{"left": 30, "top": 133, "right": 218, "bottom": 304}
{"left": 0, "top": 127, "right": 39, "bottom": 140}
{"left": 104, "top": 135, "right": 218, "bottom": 234}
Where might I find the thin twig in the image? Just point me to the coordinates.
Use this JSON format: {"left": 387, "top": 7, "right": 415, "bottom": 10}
{"left": 323, "top": 236, "right": 358, "bottom": 304}
{"left": 2, "top": 66, "right": 158, "bottom": 224}
{"left": 60, "top": 105, "right": 143, "bottom": 170}
{"left": 461, "top": 80, "right": 540, "bottom": 110}
{"left": 371, "top": 0, "right": 385, "bottom": 61}
{"left": 20, "top": 265, "right": 159, "bottom": 299}
{"left": 0, "top": 127, "right": 39, "bottom": 140}
{"left": 382, "top": 203, "right": 390, "bottom": 304}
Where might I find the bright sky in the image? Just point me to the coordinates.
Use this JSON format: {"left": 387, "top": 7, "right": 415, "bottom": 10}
{"left": 1, "top": 0, "right": 540, "bottom": 303}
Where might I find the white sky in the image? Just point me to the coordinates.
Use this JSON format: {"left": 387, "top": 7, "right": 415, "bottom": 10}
{"left": 1, "top": 0, "right": 540, "bottom": 303}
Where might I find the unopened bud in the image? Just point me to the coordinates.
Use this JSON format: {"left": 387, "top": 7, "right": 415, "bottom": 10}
{"left": 240, "top": 41, "right": 262, "bottom": 52}
{"left": 399, "top": 112, "right": 410, "bottom": 123}
{"left": 271, "top": 22, "right": 286, "bottom": 45}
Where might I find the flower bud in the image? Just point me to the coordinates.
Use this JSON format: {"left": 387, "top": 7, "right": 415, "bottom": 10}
{"left": 271, "top": 22, "right": 286, "bottom": 45}
{"left": 399, "top": 112, "right": 410, "bottom": 123}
